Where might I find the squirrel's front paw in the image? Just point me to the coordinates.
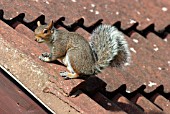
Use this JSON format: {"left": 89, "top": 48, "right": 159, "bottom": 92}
{"left": 42, "top": 52, "right": 51, "bottom": 57}
{"left": 60, "top": 71, "right": 70, "bottom": 80}
{"left": 39, "top": 55, "right": 51, "bottom": 62}
{"left": 39, "top": 52, "right": 52, "bottom": 62}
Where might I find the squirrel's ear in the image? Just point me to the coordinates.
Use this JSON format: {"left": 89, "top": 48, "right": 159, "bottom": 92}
{"left": 37, "top": 21, "right": 41, "bottom": 26}
{"left": 47, "top": 20, "right": 54, "bottom": 30}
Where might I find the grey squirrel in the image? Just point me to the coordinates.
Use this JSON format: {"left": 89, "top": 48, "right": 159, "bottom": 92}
{"left": 34, "top": 20, "right": 131, "bottom": 79}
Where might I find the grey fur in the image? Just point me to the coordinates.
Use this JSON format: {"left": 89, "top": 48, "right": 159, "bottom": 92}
{"left": 35, "top": 23, "right": 131, "bottom": 78}
{"left": 90, "top": 25, "right": 131, "bottom": 73}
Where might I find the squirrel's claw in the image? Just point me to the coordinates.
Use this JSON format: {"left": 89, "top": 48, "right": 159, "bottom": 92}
{"left": 42, "top": 52, "right": 51, "bottom": 57}
{"left": 39, "top": 55, "right": 50, "bottom": 62}
{"left": 60, "top": 71, "right": 70, "bottom": 80}
{"left": 39, "top": 52, "right": 52, "bottom": 62}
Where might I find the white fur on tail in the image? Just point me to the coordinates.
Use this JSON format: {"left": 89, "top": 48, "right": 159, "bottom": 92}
{"left": 90, "top": 24, "right": 131, "bottom": 73}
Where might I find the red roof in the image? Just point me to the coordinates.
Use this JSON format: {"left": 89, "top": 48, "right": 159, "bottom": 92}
{"left": 0, "top": 0, "right": 170, "bottom": 113}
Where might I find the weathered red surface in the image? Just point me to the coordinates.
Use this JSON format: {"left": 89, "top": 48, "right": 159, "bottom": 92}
{"left": 0, "top": 0, "right": 170, "bottom": 113}
{"left": 153, "top": 94, "right": 170, "bottom": 114}
{"left": 0, "top": 68, "right": 47, "bottom": 114}
{"left": 112, "top": 94, "right": 144, "bottom": 114}
{"left": 131, "top": 93, "right": 163, "bottom": 113}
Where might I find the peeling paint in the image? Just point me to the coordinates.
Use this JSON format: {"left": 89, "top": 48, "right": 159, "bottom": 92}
{"left": 91, "top": 4, "right": 95, "bottom": 7}
{"left": 162, "top": 7, "right": 168, "bottom": 12}
{"left": 126, "top": 90, "right": 131, "bottom": 93}
{"left": 133, "top": 39, "right": 139, "bottom": 43}
{"left": 116, "top": 11, "right": 119, "bottom": 15}
{"left": 83, "top": 7, "right": 87, "bottom": 9}
{"left": 148, "top": 81, "right": 157, "bottom": 87}
{"left": 158, "top": 67, "right": 162, "bottom": 70}
{"left": 164, "top": 39, "right": 168, "bottom": 42}
{"left": 135, "top": 10, "right": 141, "bottom": 15}
{"left": 89, "top": 9, "right": 94, "bottom": 12}
{"left": 71, "top": 0, "right": 76, "bottom": 2}
{"left": 95, "top": 11, "right": 99, "bottom": 15}
{"left": 153, "top": 47, "right": 159, "bottom": 51}
{"left": 146, "top": 18, "right": 150, "bottom": 21}
{"left": 130, "top": 47, "right": 136, "bottom": 53}
{"left": 129, "top": 19, "right": 137, "bottom": 24}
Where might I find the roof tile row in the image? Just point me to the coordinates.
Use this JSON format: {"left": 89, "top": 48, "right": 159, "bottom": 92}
{"left": 0, "top": 0, "right": 170, "bottom": 113}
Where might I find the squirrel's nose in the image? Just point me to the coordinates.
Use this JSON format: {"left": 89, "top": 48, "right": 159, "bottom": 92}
{"left": 35, "top": 38, "right": 37, "bottom": 41}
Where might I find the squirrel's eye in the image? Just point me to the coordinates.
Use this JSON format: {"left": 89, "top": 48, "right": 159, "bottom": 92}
{"left": 43, "top": 29, "right": 48, "bottom": 34}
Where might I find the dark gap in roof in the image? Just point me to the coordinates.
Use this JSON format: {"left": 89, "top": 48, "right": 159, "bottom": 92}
{"left": 139, "top": 85, "right": 165, "bottom": 111}
{"left": 141, "top": 85, "right": 163, "bottom": 101}
{"left": 157, "top": 85, "right": 170, "bottom": 100}
{"left": 53, "top": 17, "right": 66, "bottom": 28}
{"left": 64, "top": 76, "right": 168, "bottom": 112}
{"left": 81, "top": 19, "right": 103, "bottom": 33}
{"left": 134, "top": 23, "right": 169, "bottom": 39}
{"left": 67, "top": 76, "right": 125, "bottom": 111}
{"left": 9, "top": 13, "right": 25, "bottom": 28}
{"left": 112, "top": 21, "right": 121, "bottom": 29}
{"left": 113, "top": 21, "right": 169, "bottom": 39}
{"left": 137, "top": 24, "right": 155, "bottom": 38}
{"left": 23, "top": 15, "right": 46, "bottom": 31}
{"left": 99, "top": 84, "right": 167, "bottom": 111}
{"left": 120, "top": 85, "right": 146, "bottom": 100}
{"left": 0, "top": 9, "right": 169, "bottom": 39}
{"left": 159, "top": 24, "right": 170, "bottom": 39}
{"left": 0, "top": 9, "right": 3, "bottom": 19}
{"left": 122, "top": 23, "right": 139, "bottom": 37}
{"left": 101, "top": 84, "right": 127, "bottom": 99}
{"left": 69, "top": 75, "right": 107, "bottom": 96}
{"left": 58, "top": 18, "right": 85, "bottom": 32}
{"left": 0, "top": 10, "right": 25, "bottom": 28}
{"left": 81, "top": 84, "right": 146, "bottom": 112}
{"left": 165, "top": 25, "right": 170, "bottom": 33}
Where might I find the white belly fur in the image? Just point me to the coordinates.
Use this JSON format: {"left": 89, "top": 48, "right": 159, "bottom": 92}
{"left": 62, "top": 54, "right": 75, "bottom": 74}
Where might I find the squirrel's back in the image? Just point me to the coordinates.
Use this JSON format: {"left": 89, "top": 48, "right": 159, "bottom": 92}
{"left": 90, "top": 25, "right": 131, "bottom": 73}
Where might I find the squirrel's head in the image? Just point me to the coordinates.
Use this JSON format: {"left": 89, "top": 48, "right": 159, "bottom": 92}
{"left": 34, "top": 20, "right": 54, "bottom": 43}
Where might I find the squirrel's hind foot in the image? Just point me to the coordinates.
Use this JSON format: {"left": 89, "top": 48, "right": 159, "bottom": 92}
{"left": 60, "top": 71, "right": 79, "bottom": 79}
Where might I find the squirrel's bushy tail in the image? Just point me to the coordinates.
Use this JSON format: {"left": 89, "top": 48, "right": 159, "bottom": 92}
{"left": 90, "top": 24, "right": 131, "bottom": 73}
